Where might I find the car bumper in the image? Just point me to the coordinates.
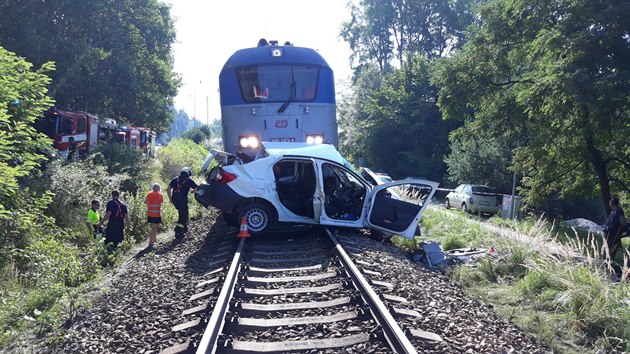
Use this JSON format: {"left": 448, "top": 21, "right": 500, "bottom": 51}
{"left": 471, "top": 204, "right": 500, "bottom": 214}
{"left": 194, "top": 182, "right": 245, "bottom": 212}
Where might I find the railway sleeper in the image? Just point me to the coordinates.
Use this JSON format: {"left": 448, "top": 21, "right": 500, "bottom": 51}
{"left": 217, "top": 332, "right": 373, "bottom": 353}
{"left": 159, "top": 340, "right": 192, "bottom": 354}
{"left": 235, "top": 281, "right": 352, "bottom": 299}
{"left": 223, "top": 306, "right": 371, "bottom": 331}
{"left": 245, "top": 264, "right": 323, "bottom": 274}
{"left": 238, "top": 271, "right": 338, "bottom": 284}
{"left": 229, "top": 295, "right": 360, "bottom": 314}
{"left": 247, "top": 254, "right": 329, "bottom": 264}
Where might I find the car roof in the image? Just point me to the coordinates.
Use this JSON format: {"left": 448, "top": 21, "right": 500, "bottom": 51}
{"left": 261, "top": 142, "right": 345, "bottom": 164}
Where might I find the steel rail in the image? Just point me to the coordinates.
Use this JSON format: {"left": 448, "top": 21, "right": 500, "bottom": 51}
{"left": 196, "top": 237, "right": 246, "bottom": 354}
{"left": 325, "top": 228, "right": 418, "bottom": 354}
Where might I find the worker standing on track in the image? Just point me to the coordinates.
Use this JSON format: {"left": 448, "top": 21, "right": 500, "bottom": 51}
{"left": 167, "top": 167, "right": 198, "bottom": 240}
{"left": 145, "top": 183, "right": 163, "bottom": 249}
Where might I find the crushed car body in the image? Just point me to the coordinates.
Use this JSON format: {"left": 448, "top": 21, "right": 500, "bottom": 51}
{"left": 195, "top": 142, "right": 439, "bottom": 238}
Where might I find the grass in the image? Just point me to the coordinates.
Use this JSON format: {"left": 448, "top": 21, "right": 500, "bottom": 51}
{"left": 406, "top": 205, "right": 630, "bottom": 353}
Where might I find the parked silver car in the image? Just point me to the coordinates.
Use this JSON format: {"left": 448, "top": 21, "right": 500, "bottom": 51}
{"left": 445, "top": 184, "right": 501, "bottom": 215}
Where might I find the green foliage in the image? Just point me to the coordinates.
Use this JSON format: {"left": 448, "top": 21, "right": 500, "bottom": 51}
{"left": 157, "top": 138, "right": 209, "bottom": 182}
{"left": 90, "top": 143, "right": 150, "bottom": 194}
{"left": 341, "top": 0, "right": 475, "bottom": 70}
{"left": 444, "top": 125, "right": 514, "bottom": 192}
{"left": 0, "top": 47, "right": 54, "bottom": 220}
{"left": 32, "top": 157, "right": 127, "bottom": 230}
{"left": 425, "top": 207, "right": 630, "bottom": 351}
{"left": 0, "top": 0, "right": 180, "bottom": 131}
{"left": 182, "top": 125, "right": 212, "bottom": 145}
{"left": 339, "top": 56, "right": 459, "bottom": 182}
{"left": 441, "top": 235, "right": 466, "bottom": 251}
{"left": 432, "top": 0, "right": 630, "bottom": 212}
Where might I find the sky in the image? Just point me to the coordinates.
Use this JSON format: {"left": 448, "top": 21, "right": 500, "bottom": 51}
{"left": 165, "top": 0, "right": 354, "bottom": 124}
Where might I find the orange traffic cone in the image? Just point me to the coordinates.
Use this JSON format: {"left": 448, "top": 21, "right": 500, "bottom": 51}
{"left": 237, "top": 217, "right": 251, "bottom": 238}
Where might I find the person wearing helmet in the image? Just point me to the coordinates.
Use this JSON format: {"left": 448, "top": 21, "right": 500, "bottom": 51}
{"left": 167, "top": 167, "right": 198, "bottom": 239}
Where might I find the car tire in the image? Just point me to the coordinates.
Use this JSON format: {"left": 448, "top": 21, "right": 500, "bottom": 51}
{"left": 461, "top": 203, "right": 468, "bottom": 213}
{"left": 445, "top": 198, "right": 451, "bottom": 209}
{"left": 240, "top": 203, "right": 273, "bottom": 235}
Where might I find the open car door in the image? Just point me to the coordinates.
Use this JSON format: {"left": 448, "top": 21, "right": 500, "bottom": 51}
{"left": 365, "top": 179, "right": 439, "bottom": 239}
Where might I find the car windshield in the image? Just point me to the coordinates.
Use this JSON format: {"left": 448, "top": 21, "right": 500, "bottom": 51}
{"left": 472, "top": 186, "right": 495, "bottom": 193}
{"left": 378, "top": 176, "right": 392, "bottom": 183}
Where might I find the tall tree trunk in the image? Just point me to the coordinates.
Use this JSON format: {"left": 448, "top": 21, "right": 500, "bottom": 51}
{"left": 585, "top": 134, "right": 611, "bottom": 216}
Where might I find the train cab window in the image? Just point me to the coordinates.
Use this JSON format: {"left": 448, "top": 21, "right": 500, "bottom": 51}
{"left": 62, "top": 117, "right": 74, "bottom": 134}
{"left": 76, "top": 117, "right": 86, "bottom": 135}
{"left": 237, "top": 65, "right": 320, "bottom": 103}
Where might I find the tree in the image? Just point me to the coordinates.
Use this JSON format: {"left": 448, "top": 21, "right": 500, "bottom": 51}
{"left": 340, "top": 55, "right": 459, "bottom": 182}
{"left": 0, "top": 0, "right": 180, "bottom": 132}
{"left": 433, "top": 0, "right": 630, "bottom": 214}
{"left": 341, "top": 0, "right": 475, "bottom": 71}
{"left": 444, "top": 125, "right": 514, "bottom": 192}
{"left": 182, "top": 125, "right": 212, "bottom": 145}
{"left": 0, "top": 47, "right": 54, "bottom": 266}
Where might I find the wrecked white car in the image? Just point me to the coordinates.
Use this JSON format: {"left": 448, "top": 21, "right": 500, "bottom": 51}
{"left": 195, "top": 142, "right": 438, "bottom": 237}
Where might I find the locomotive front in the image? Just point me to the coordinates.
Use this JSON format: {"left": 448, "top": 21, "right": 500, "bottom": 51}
{"left": 219, "top": 39, "right": 338, "bottom": 158}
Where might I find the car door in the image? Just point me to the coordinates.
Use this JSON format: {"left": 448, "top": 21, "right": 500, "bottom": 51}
{"left": 365, "top": 179, "right": 439, "bottom": 239}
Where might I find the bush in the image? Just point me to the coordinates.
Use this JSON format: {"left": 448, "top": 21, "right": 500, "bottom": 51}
{"left": 157, "top": 138, "right": 209, "bottom": 182}
{"left": 91, "top": 143, "right": 150, "bottom": 195}
{"left": 32, "top": 156, "right": 127, "bottom": 230}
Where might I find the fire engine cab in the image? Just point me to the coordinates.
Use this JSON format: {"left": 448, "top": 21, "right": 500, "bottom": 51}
{"left": 37, "top": 108, "right": 99, "bottom": 158}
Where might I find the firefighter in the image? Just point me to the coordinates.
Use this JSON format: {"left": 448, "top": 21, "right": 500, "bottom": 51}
{"left": 97, "top": 190, "right": 131, "bottom": 251}
{"left": 167, "top": 167, "right": 198, "bottom": 239}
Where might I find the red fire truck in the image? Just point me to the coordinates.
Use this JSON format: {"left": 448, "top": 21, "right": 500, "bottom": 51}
{"left": 36, "top": 108, "right": 100, "bottom": 158}
{"left": 37, "top": 108, "right": 157, "bottom": 159}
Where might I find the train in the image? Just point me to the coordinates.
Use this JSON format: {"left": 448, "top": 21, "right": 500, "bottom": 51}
{"left": 219, "top": 39, "right": 338, "bottom": 157}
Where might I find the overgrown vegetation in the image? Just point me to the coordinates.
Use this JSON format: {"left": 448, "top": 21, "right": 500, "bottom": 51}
{"left": 405, "top": 207, "right": 630, "bottom": 352}
{"left": 0, "top": 47, "right": 210, "bottom": 348}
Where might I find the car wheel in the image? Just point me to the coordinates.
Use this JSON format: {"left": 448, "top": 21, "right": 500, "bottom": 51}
{"left": 461, "top": 203, "right": 468, "bottom": 213}
{"left": 445, "top": 198, "right": 451, "bottom": 209}
{"left": 240, "top": 203, "right": 272, "bottom": 235}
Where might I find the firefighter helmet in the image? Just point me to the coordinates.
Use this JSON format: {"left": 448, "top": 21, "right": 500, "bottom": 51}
{"left": 180, "top": 167, "right": 192, "bottom": 177}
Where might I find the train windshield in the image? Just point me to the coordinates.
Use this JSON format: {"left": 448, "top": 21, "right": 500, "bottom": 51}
{"left": 237, "top": 65, "right": 319, "bottom": 103}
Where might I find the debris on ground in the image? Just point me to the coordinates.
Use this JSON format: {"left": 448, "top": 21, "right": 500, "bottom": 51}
{"left": 562, "top": 218, "right": 604, "bottom": 234}
{"left": 412, "top": 242, "right": 498, "bottom": 270}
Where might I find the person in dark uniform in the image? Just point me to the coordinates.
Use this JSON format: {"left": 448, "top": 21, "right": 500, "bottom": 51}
{"left": 67, "top": 137, "right": 78, "bottom": 161}
{"left": 98, "top": 190, "right": 131, "bottom": 251}
{"left": 604, "top": 197, "right": 627, "bottom": 259}
{"left": 167, "top": 167, "right": 198, "bottom": 239}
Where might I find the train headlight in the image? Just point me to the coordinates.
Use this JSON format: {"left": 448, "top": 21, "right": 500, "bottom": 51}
{"left": 239, "top": 136, "right": 260, "bottom": 149}
{"left": 306, "top": 134, "right": 324, "bottom": 144}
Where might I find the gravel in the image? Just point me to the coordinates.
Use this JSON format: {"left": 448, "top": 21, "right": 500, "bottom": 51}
{"left": 41, "top": 211, "right": 550, "bottom": 354}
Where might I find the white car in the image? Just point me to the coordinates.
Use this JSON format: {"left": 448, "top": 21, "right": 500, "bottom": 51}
{"left": 445, "top": 184, "right": 501, "bottom": 214}
{"left": 195, "top": 142, "right": 439, "bottom": 238}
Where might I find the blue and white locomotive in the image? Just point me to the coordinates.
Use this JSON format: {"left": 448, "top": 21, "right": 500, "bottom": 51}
{"left": 219, "top": 39, "right": 338, "bottom": 157}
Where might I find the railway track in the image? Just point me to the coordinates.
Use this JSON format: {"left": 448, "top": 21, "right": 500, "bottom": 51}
{"left": 160, "top": 227, "right": 441, "bottom": 354}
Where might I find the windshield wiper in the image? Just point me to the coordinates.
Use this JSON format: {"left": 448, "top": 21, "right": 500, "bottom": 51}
{"left": 278, "top": 69, "right": 296, "bottom": 113}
